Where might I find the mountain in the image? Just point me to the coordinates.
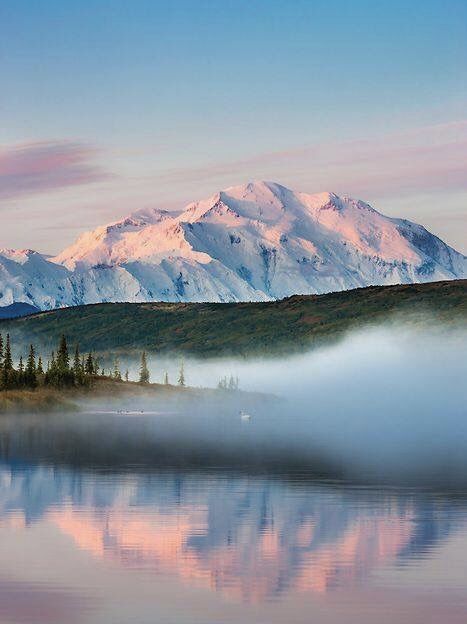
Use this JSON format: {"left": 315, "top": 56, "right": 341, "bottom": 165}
{"left": 1, "top": 181, "right": 466, "bottom": 309}
{"left": 0, "top": 302, "right": 39, "bottom": 319}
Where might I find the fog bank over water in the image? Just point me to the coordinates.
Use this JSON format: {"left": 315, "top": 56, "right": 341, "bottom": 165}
{"left": 2, "top": 324, "right": 466, "bottom": 486}
{"left": 202, "top": 325, "right": 463, "bottom": 398}
{"left": 142, "top": 324, "right": 467, "bottom": 485}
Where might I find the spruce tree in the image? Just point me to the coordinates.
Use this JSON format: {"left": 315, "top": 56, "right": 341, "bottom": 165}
{"left": 73, "top": 345, "right": 82, "bottom": 383}
{"left": 25, "top": 344, "right": 37, "bottom": 388}
{"left": 57, "top": 335, "right": 70, "bottom": 372}
{"left": 85, "top": 353, "right": 94, "bottom": 376}
{"left": 164, "top": 371, "right": 169, "bottom": 385}
{"left": 1, "top": 334, "right": 13, "bottom": 389}
{"left": 113, "top": 357, "right": 122, "bottom": 380}
{"left": 178, "top": 361, "right": 185, "bottom": 387}
{"left": 47, "top": 351, "right": 56, "bottom": 385}
{"left": 124, "top": 370, "right": 129, "bottom": 382}
{"left": 56, "top": 335, "right": 74, "bottom": 386}
{"left": 18, "top": 356, "right": 24, "bottom": 387}
{"left": 36, "top": 356, "right": 44, "bottom": 376}
{"left": 3, "top": 335, "right": 13, "bottom": 372}
{"left": 139, "top": 352, "right": 150, "bottom": 384}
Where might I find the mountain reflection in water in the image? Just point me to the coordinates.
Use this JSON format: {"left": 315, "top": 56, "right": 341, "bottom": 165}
{"left": 0, "top": 462, "right": 464, "bottom": 604}
{"left": 1, "top": 408, "right": 467, "bottom": 624}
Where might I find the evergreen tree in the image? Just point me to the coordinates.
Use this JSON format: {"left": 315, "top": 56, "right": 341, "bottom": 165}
{"left": 3, "top": 334, "right": 13, "bottom": 372}
{"left": 36, "top": 356, "right": 44, "bottom": 376}
{"left": 45, "top": 338, "right": 74, "bottom": 387}
{"left": 113, "top": 357, "right": 122, "bottom": 380}
{"left": 72, "top": 344, "right": 84, "bottom": 386}
{"left": 73, "top": 345, "right": 82, "bottom": 380}
{"left": 164, "top": 371, "right": 169, "bottom": 385}
{"left": 1, "top": 334, "right": 13, "bottom": 388}
{"left": 18, "top": 356, "right": 24, "bottom": 387}
{"left": 45, "top": 351, "right": 57, "bottom": 385}
{"left": 0, "top": 333, "right": 3, "bottom": 368}
{"left": 93, "top": 357, "right": 100, "bottom": 375}
{"left": 85, "top": 353, "right": 94, "bottom": 376}
{"left": 139, "top": 352, "right": 150, "bottom": 383}
{"left": 56, "top": 335, "right": 70, "bottom": 372}
{"left": 25, "top": 344, "right": 37, "bottom": 388}
{"left": 178, "top": 361, "right": 185, "bottom": 387}
{"left": 124, "top": 369, "right": 129, "bottom": 382}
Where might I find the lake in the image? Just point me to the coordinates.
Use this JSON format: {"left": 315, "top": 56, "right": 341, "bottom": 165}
{"left": 0, "top": 411, "right": 467, "bottom": 624}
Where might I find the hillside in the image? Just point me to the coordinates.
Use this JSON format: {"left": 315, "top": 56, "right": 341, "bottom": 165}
{"left": 0, "top": 302, "right": 40, "bottom": 319}
{"left": 1, "top": 280, "right": 465, "bottom": 358}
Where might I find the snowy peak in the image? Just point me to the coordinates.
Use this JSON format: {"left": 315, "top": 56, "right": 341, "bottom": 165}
{"left": 0, "top": 248, "right": 43, "bottom": 264}
{"left": 52, "top": 207, "right": 173, "bottom": 270}
{"left": 182, "top": 181, "right": 307, "bottom": 225}
{"left": 1, "top": 181, "right": 465, "bottom": 309}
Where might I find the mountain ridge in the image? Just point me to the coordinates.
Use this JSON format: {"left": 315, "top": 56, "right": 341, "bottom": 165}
{"left": 1, "top": 181, "right": 465, "bottom": 309}
{"left": 1, "top": 280, "right": 465, "bottom": 358}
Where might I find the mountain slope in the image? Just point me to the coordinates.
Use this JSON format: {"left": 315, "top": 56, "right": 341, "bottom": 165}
{"left": 1, "top": 182, "right": 465, "bottom": 309}
{"left": 0, "top": 249, "right": 74, "bottom": 308}
{"left": 2, "top": 280, "right": 465, "bottom": 358}
{"left": 0, "top": 302, "right": 39, "bottom": 319}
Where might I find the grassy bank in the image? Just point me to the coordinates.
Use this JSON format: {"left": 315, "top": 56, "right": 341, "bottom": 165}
{"left": 0, "top": 376, "right": 270, "bottom": 413}
{"left": 0, "top": 388, "right": 76, "bottom": 413}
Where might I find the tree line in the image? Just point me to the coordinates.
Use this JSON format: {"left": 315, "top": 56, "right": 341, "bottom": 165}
{"left": 0, "top": 333, "right": 189, "bottom": 391}
{"left": 0, "top": 333, "right": 99, "bottom": 390}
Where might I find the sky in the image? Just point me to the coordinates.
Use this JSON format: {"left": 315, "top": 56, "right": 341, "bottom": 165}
{"left": 1, "top": 0, "right": 466, "bottom": 254}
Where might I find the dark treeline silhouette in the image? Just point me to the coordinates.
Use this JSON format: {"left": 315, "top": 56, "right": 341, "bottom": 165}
{"left": 0, "top": 333, "right": 191, "bottom": 392}
{"left": 0, "top": 333, "right": 99, "bottom": 391}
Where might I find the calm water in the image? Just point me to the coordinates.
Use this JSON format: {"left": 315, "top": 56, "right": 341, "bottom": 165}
{"left": 1, "top": 413, "right": 467, "bottom": 623}
{"left": 2, "top": 327, "right": 465, "bottom": 622}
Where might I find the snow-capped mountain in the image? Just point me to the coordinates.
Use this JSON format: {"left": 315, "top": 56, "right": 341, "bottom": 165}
{"left": 1, "top": 181, "right": 466, "bottom": 309}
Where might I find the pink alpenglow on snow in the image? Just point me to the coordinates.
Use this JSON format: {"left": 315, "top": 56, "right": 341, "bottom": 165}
{"left": 0, "top": 181, "right": 465, "bottom": 309}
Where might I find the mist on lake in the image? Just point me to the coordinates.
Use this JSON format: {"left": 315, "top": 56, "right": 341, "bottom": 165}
{"left": 2, "top": 323, "right": 466, "bottom": 487}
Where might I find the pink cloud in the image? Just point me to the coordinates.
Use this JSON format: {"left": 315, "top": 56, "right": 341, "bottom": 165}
{"left": 0, "top": 140, "right": 110, "bottom": 200}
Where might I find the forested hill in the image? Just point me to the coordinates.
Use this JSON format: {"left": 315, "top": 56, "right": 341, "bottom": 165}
{"left": 1, "top": 280, "right": 465, "bottom": 358}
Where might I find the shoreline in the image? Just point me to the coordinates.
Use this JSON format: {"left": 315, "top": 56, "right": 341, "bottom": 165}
{"left": 0, "top": 376, "right": 274, "bottom": 413}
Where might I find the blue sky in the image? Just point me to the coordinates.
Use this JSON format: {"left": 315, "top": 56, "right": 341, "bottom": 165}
{"left": 1, "top": 0, "right": 466, "bottom": 252}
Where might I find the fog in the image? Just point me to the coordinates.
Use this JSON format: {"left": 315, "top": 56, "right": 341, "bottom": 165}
{"left": 141, "top": 324, "right": 467, "bottom": 485}
{"left": 2, "top": 323, "right": 467, "bottom": 487}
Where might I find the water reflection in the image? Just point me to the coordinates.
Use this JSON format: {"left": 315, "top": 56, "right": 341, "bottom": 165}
{"left": 0, "top": 462, "right": 464, "bottom": 603}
